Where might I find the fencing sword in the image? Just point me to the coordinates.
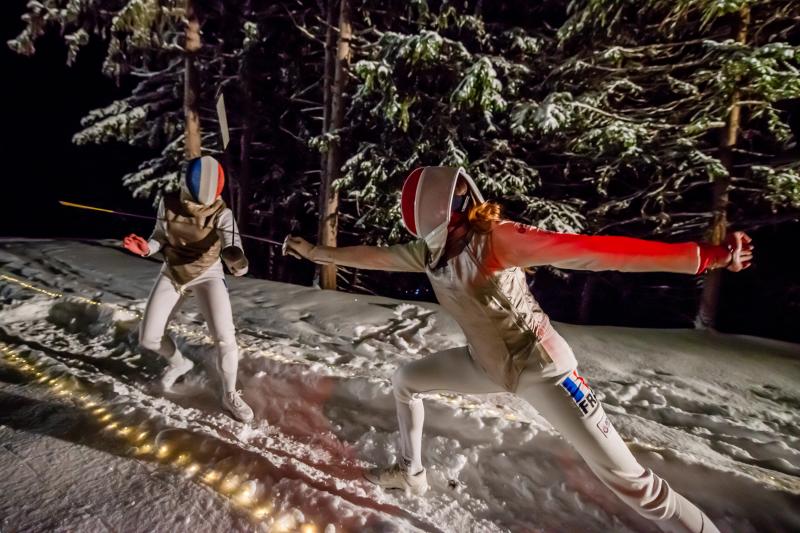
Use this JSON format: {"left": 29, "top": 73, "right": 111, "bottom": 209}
{"left": 58, "top": 200, "right": 283, "bottom": 246}
{"left": 215, "top": 89, "right": 241, "bottom": 246}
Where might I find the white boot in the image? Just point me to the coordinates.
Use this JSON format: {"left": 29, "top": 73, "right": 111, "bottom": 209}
{"left": 364, "top": 463, "right": 428, "bottom": 495}
{"left": 221, "top": 390, "right": 254, "bottom": 423}
{"left": 159, "top": 356, "right": 194, "bottom": 389}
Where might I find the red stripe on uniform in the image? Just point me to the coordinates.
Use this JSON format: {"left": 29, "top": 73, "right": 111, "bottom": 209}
{"left": 401, "top": 167, "right": 424, "bottom": 236}
{"left": 216, "top": 163, "right": 225, "bottom": 198}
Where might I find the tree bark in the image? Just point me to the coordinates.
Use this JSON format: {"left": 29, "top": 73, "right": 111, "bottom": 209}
{"left": 578, "top": 275, "right": 595, "bottom": 324}
{"left": 237, "top": 81, "right": 254, "bottom": 230}
{"left": 234, "top": 0, "right": 254, "bottom": 229}
{"left": 697, "top": 6, "right": 750, "bottom": 328}
{"left": 184, "top": 0, "right": 202, "bottom": 160}
{"left": 316, "top": 0, "right": 336, "bottom": 287}
{"left": 318, "top": 0, "right": 351, "bottom": 290}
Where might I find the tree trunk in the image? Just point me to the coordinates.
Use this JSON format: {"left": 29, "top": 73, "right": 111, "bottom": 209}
{"left": 578, "top": 275, "right": 595, "bottom": 324}
{"left": 316, "top": 0, "right": 336, "bottom": 287}
{"left": 230, "top": 1, "right": 253, "bottom": 227}
{"left": 237, "top": 81, "right": 254, "bottom": 230}
{"left": 697, "top": 6, "right": 750, "bottom": 329}
{"left": 318, "top": 0, "right": 351, "bottom": 290}
{"left": 184, "top": 0, "right": 202, "bottom": 160}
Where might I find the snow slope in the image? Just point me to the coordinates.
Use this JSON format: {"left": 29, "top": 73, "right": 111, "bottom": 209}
{"left": 0, "top": 239, "right": 798, "bottom": 532}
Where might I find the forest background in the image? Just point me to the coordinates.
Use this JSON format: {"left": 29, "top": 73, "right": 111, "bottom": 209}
{"left": 4, "top": 0, "right": 800, "bottom": 342}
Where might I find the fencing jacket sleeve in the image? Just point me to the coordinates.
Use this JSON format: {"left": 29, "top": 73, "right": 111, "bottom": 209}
{"left": 491, "top": 221, "right": 702, "bottom": 274}
{"left": 309, "top": 240, "right": 428, "bottom": 272}
{"left": 145, "top": 200, "right": 168, "bottom": 257}
{"left": 217, "top": 208, "right": 249, "bottom": 275}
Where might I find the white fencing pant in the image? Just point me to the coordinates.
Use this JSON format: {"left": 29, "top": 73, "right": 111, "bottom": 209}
{"left": 392, "top": 326, "right": 718, "bottom": 533}
{"left": 138, "top": 271, "right": 239, "bottom": 393}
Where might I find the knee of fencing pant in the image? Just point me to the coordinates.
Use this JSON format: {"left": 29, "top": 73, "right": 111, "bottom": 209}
{"left": 603, "top": 467, "right": 677, "bottom": 522}
{"left": 139, "top": 331, "right": 176, "bottom": 358}
{"left": 391, "top": 366, "right": 416, "bottom": 403}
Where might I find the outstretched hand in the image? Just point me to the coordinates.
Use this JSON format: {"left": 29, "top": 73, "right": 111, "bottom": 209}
{"left": 123, "top": 234, "right": 150, "bottom": 257}
{"left": 724, "top": 231, "right": 753, "bottom": 272}
{"left": 282, "top": 235, "right": 315, "bottom": 261}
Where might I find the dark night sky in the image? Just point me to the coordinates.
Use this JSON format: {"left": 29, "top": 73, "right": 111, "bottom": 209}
{"left": 1, "top": 0, "right": 156, "bottom": 240}
{"left": 1, "top": 1, "right": 798, "bottom": 343}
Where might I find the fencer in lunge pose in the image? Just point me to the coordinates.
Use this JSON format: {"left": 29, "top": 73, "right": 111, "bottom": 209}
{"left": 284, "top": 167, "right": 754, "bottom": 533}
{"left": 123, "top": 156, "right": 254, "bottom": 423}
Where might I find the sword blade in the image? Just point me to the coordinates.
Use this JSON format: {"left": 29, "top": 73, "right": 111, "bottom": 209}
{"left": 59, "top": 200, "right": 283, "bottom": 246}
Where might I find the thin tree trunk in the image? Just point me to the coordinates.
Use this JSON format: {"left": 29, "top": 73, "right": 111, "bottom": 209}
{"left": 184, "top": 0, "right": 202, "bottom": 160}
{"left": 235, "top": 0, "right": 254, "bottom": 229}
{"left": 318, "top": 0, "right": 351, "bottom": 290}
{"left": 238, "top": 83, "right": 253, "bottom": 230}
{"left": 578, "top": 275, "right": 595, "bottom": 324}
{"left": 316, "top": 0, "right": 336, "bottom": 286}
{"left": 697, "top": 6, "right": 750, "bottom": 328}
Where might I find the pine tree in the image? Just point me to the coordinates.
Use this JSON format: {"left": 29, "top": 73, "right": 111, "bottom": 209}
{"left": 9, "top": 1, "right": 799, "bottom": 326}
{"left": 335, "top": 1, "right": 582, "bottom": 247}
{"left": 548, "top": 0, "right": 800, "bottom": 327}
{"left": 8, "top": 1, "right": 327, "bottom": 280}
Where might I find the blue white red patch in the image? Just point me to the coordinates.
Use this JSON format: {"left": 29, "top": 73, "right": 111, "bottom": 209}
{"left": 558, "top": 369, "right": 599, "bottom": 418}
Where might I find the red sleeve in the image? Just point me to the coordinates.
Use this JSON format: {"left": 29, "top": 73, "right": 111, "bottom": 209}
{"left": 491, "top": 221, "right": 702, "bottom": 274}
{"left": 696, "top": 244, "right": 731, "bottom": 274}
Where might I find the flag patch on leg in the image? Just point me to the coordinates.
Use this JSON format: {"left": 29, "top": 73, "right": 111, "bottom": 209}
{"left": 558, "top": 370, "right": 599, "bottom": 418}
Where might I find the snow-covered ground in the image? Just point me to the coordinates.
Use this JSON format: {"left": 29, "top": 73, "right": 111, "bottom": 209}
{"left": 0, "top": 239, "right": 798, "bottom": 533}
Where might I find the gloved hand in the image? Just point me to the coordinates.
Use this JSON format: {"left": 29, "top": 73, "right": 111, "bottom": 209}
{"left": 123, "top": 234, "right": 149, "bottom": 256}
{"left": 221, "top": 246, "right": 249, "bottom": 277}
{"left": 282, "top": 235, "right": 316, "bottom": 261}
{"left": 723, "top": 231, "right": 753, "bottom": 272}
{"left": 701, "top": 231, "right": 753, "bottom": 272}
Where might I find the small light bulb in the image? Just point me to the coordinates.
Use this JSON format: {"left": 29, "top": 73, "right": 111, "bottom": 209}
{"left": 234, "top": 482, "right": 256, "bottom": 506}
{"left": 251, "top": 504, "right": 271, "bottom": 519}
{"left": 202, "top": 470, "right": 221, "bottom": 484}
{"left": 156, "top": 444, "right": 171, "bottom": 459}
{"left": 173, "top": 453, "right": 190, "bottom": 466}
{"left": 220, "top": 474, "right": 241, "bottom": 494}
{"left": 271, "top": 514, "right": 296, "bottom": 532}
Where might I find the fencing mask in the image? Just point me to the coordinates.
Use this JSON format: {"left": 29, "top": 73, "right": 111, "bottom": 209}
{"left": 400, "top": 166, "right": 484, "bottom": 239}
{"left": 183, "top": 156, "right": 225, "bottom": 205}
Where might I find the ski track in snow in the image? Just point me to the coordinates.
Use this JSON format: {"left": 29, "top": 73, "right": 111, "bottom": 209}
{"left": 0, "top": 239, "right": 799, "bottom": 533}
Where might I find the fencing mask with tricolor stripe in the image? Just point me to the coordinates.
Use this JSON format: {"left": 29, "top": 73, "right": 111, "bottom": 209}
{"left": 400, "top": 167, "right": 484, "bottom": 239}
{"left": 183, "top": 156, "right": 225, "bottom": 205}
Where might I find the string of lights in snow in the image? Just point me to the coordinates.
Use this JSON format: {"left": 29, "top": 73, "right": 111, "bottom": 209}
{"left": 0, "top": 342, "right": 323, "bottom": 533}
{"left": 0, "top": 270, "right": 523, "bottom": 419}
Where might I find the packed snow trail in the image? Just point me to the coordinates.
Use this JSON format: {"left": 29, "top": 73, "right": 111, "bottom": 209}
{"left": 0, "top": 239, "right": 799, "bottom": 532}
